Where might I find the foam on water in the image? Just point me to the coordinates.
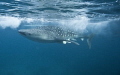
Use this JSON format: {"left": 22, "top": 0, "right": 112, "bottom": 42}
{"left": 0, "top": 15, "right": 113, "bottom": 36}
{"left": 0, "top": 0, "right": 119, "bottom": 36}
{"left": 0, "top": 16, "right": 22, "bottom": 29}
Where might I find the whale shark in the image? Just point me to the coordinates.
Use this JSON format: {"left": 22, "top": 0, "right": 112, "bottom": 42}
{"left": 18, "top": 25, "right": 93, "bottom": 49}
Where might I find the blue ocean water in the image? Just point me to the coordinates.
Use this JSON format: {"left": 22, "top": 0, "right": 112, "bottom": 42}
{"left": 0, "top": 0, "right": 120, "bottom": 75}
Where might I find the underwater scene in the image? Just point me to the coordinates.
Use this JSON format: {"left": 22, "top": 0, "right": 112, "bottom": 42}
{"left": 0, "top": 0, "right": 120, "bottom": 75}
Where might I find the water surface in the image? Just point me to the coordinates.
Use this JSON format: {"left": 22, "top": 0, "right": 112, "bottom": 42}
{"left": 0, "top": 0, "right": 120, "bottom": 75}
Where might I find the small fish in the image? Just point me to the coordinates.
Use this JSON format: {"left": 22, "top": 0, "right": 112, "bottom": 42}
{"left": 18, "top": 25, "right": 93, "bottom": 49}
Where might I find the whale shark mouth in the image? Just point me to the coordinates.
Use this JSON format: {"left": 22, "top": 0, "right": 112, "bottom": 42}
{"left": 19, "top": 32, "right": 26, "bottom": 36}
{"left": 18, "top": 30, "right": 26, "bottom": 36}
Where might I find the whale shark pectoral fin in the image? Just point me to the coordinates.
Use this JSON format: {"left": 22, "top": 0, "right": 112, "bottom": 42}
{"left": 66, "top": 40, "right": 71, "bottom": 43}
{"left": 62, "top": 40, "right": 79, "bottom": 45}
{"left": 69, "top": 41, "right": 80, "bottom": 45}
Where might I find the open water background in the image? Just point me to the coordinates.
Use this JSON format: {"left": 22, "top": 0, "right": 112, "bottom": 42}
{"left": 0, "top": 0, "right": 120, "bottom": 75}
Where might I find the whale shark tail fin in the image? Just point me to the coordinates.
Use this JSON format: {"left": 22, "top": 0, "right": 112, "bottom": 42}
{"left": 87, "top": 34, "right": 94, "bottom": 49}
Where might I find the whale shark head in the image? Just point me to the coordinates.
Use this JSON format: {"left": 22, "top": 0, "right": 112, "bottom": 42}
{"left": 18, "top": 29, "right": 55, "bottom": 42}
